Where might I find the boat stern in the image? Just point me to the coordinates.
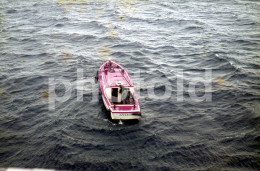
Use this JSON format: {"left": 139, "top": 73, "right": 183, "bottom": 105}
{"left": 110, "top": 105, "right": 141, "bottom": 120}
{"left": 110, "top": 112, "right": 141, "bottom": 120}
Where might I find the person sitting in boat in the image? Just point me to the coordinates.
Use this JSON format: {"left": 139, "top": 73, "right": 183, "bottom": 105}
{"left": 121, "top": 87, "right": 127, "bottom": 104}
{"left": 121, "top": 88, "right": 131, "bottom": 104}
{"left": 104, "top": 61, "right": 113, "bottom": 72}
{"left": 108, "top": 65, "right": 115, "bottom": 72}
{"left": 104, "top": 61, "right": 114, "bottom": 72}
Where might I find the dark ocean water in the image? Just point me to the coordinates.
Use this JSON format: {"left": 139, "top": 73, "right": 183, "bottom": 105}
{"left": 0, "top": 0, "right": 260, "bottom": 170}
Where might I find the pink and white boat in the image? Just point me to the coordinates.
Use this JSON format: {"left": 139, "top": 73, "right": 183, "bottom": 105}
{"left": 96, "top": 60, "right": 141, "bottom": 120}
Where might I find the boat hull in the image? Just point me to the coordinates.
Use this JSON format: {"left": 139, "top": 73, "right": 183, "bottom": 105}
{"left": 98, "top": 60, "right": 141, "bottom": 120}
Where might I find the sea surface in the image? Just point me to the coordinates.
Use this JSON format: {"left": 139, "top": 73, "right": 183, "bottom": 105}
{"left": 0, "top": 0, "right": 260, "bottom": 170}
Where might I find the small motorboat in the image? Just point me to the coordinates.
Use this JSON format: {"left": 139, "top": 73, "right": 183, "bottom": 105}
{"left": 96, "top": 60, "right": 141, "bottom": 120}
